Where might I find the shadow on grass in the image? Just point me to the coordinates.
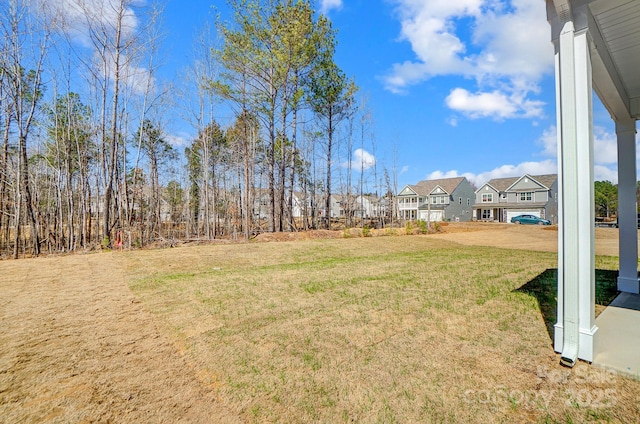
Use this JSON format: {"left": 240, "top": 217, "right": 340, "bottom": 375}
{"left": 515, "top": 268, "right": 619, "bottom": 341}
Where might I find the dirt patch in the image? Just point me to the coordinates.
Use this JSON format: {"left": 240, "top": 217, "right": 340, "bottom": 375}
{"left": 253, "top": 229, "right": 343, "bottom": 242}
{"left": 249, "top": 221, "right": 619, "bottom": 257}
{"left": 0, "top": 253, "right": 240, "bottom": 423}
{"left": 432, "top": 222, "right": 624, "bottom": 257}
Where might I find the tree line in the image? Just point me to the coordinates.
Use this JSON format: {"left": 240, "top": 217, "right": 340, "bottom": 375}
{"left": 594, "top": 180, "right": 640, "bottom": 218}
{"left": 0, "top": 0, "right": 397, "bottom": 258}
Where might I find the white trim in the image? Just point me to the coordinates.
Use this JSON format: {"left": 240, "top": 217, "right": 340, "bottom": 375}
{"left": 504, "top": 174, "right": 549, "bottom": 192}
{"left": 398, "top": 186, "right": 418, "bottom": 196}
{"left": 430, "top": 185, "right": 448, "bottom": 196}
{"left": 474, "top": 183, "right": 500, "bottom": 194}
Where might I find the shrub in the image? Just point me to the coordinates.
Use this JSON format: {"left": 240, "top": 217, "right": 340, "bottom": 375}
{"left": 405, "top": 221, "right": 413, "bottom": 233}
{"left": 417, "top": 220, "right": 428, "bottom": 234}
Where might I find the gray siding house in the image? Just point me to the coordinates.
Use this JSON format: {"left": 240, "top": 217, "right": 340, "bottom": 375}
{"left": 473, "top": 174, "right": 558, "bottom": 223}
{"left": 397, "top": 177, "right": 475, "bottom": 222}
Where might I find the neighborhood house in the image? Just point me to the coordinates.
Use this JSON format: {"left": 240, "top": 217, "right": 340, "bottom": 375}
{"left": 397, "top": 177, "right": 475, "bottom": 222}
{"left": 473, "top": 174, "right": 558, "bottom": 223}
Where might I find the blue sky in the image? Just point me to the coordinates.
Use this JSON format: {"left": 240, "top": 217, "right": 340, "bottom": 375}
{"left": 311, "top": 0, "right": 626, "bottom": 188}
{"left": 51, "top": 0, "right": 631, "bottom": 189}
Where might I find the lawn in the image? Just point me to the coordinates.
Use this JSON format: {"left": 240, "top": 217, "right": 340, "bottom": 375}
{"left": 127, "top": 235, "right": 638, "bottom": 423}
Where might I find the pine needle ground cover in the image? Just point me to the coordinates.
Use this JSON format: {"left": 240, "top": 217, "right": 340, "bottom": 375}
{"left": 128, "top": 236, "right": 639, "bottom": 423}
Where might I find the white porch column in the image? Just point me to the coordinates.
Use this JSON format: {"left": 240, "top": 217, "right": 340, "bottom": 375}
{"left": 554, "top": 36, "right": 565, "bottom": 354}
{"left": 574, "top": 28, "right": 597, "bottom": 364}
{"left": 552, "top": 3, "right": 597, "bottom": 364}
{"left": 616, "top": 119, "right": 639, "bottom": 294}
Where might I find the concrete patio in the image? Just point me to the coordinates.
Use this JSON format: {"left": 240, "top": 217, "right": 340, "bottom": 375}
{"left": 594, "top": 292, "right": 640, "bottom": 380}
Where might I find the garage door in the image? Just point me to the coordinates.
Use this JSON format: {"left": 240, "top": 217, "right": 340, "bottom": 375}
{"left": 506, "top": 210, "right": 541, "bottom": 222}
{"left": 419, "top": 210, "right": 443, "bottom": 222}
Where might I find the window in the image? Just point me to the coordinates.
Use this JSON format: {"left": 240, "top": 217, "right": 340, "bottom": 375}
{"left": 482, "top": 193, "right": 493, "bottom": 203}
{"left": 431, "top": 196, "right": 437, "bottom": 204}
{"left": 520, "top": 192, "right": 532, "bottom": 202}
{"left": 482, "top": 209, "right": 491, "bottom": 219}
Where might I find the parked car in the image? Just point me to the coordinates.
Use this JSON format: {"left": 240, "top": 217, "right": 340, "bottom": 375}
{"left": 511, "top": 214, "right": 551, "bottom": 225}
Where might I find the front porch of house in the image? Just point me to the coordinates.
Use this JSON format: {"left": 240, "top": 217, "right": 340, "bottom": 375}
{"left": 547, "top": 0, "right": 640, "bottom": 369}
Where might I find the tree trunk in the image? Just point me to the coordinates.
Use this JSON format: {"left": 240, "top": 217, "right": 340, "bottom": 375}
{"left": 19, "top": 135, "right": 40, "bottom": 256}
{"left": 325, "top": 106, "right": 334, "bottom": 230}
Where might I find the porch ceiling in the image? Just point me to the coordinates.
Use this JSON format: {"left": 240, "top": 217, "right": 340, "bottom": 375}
{"left": 588, "top": 0, "right": 640, "bottom": 119}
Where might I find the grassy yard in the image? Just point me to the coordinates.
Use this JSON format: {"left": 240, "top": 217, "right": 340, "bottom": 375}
{"left": 126, "top": 235, "right": 638, "bottom": 423}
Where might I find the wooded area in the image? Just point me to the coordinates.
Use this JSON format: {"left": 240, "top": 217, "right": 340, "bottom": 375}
{"left": 0, "top": 0, "right": 398, "bottom": 258}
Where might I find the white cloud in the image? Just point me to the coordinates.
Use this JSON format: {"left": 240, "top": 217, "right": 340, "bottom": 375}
{"left": 385, "top": 0, "right": 553, "bottom": 120}
{"left": 538, "top": 125, "right": 557, "bottom": 157}
{"left": 445, "top": 87, "right": 544, "bottom": 120}
{"left": 593, "top": 127, "right": 617, "bottom": 165}
{"left": 594, "top": 165, "right": 618, "bottom": 183}
{"left": 320, "top": 0, "right": 342, "bottom": 14}
{"left": 470, "top": 160, "right": 558, "bottom": 187}
{"left": 45, "top": 0, "right": 141, "bottom": 44}
{"left": 43, "top": 0, "right": 154, "bottom": 95}
{"left": 537, "top": 125, "right": 618, "bottom": 165}
{"left": 122, "top": 61, "right": 156, "bottom": 96}
{"left": 426, "top": 169, "right": 463, "bottom": 180}
{"left": 91, "top": 51, "right": 155, "bottom": 96}
{"left": 165, "top": 132, "right": 191, "bottom": 147}
{"left": 343, "top": 148, "right": 376, "bottom": 172}
{"left": 473, "top": 0, "right": 552, "bottom": 81}
{"left": 386, "top": 0, "right": 552, "bottom": 87}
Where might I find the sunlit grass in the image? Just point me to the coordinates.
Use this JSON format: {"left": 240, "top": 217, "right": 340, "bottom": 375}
{"left": 127, "top": 236, "right": 635, "bottom": 423}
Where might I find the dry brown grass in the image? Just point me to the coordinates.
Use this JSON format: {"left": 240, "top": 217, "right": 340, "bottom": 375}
{"left": 126, "top": 233, "right": 639, "bottom": 423}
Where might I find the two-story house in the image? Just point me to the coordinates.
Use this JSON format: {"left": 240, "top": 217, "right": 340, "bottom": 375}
{"left": 473, "top": 174, "right": 558, "bottom": 223}
{"left": 397, "top": 177, "right": 475, "bottom": 222}
{"left": 329, "top": 194, "right": 389, "bottom": 220}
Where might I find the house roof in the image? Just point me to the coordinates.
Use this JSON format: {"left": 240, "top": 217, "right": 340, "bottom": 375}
{"left": 480, "top": 174, "right": 557, "bottom": 193}
{"left": 405, "top": 177, "right": 467, "bottom": 196}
